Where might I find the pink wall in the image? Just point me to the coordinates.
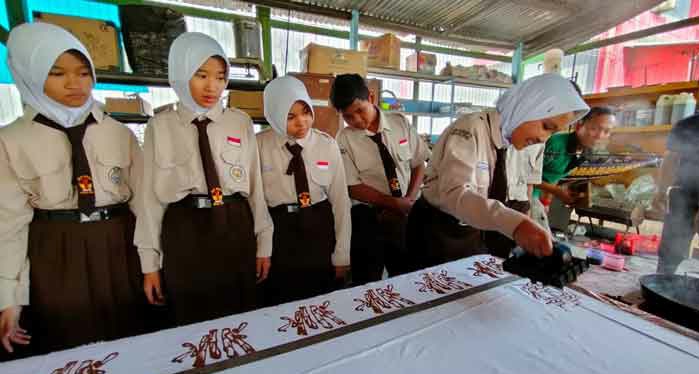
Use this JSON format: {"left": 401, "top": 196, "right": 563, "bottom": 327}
{"left": 593, "top": 1, "right": 699, "bottom": 92}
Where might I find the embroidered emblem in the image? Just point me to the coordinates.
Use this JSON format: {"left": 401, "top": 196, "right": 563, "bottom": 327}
{"left": 108, "top": 167, "right": 122, "bottom": 185}
{"left": 230, "top": 165, "right": 246, "bottom": 183}
{"left": 77, "top": 175, "right": 94, "bottom": 195}
{"left": 299, "top": 192, "right": 311, "bottom": 208}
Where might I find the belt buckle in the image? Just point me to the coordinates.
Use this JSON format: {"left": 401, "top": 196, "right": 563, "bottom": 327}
{"left": 80, "top": 210, "right": 102, "bottom": 223}
{"left": 287, "top": 205, "right": 300, "bottom": 213}
{"left": 196, "top": 198, "right": 212, "bottom": 209}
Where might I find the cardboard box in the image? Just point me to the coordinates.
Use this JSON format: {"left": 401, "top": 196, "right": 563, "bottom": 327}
{"left": 105, "top": 97, "right": 153, "bottom": 116}
{"left": 228, "top": 90, "right": 264, "bottom": 119}
{"left": 360, "top": 33, "right": 401, "bottom": 70}
{"left": 406, "top": 52, "right": 437, "bottom": 74}
{"left": 35, "top": 12, "right": 121, "bottom": 71}
{"left": 300, "top": 43, "right": 368, "bottom": 77}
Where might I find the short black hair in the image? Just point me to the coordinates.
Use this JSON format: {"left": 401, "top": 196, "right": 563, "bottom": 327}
{"left": 580, "top": 106, "right": 614, "bottom": 123}
{"left": 330, "top": 74, "right": 369, "bottom": 111}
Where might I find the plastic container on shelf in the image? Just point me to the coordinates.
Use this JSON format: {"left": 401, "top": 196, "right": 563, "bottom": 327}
{"left": 635, "top": 108, "right": 654, "bottom": 127}
{"left": 670, "top": 92, "right": 696, "bottom": 125}
{"left": 654, "top": 94, "right": 674, "bottom": 125}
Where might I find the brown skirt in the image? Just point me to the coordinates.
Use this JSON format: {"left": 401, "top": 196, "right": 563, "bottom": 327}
{"left": 263, "top": 200, "right": 335, "bottom": 307}
{"left": 407, "top": 197, "right": 487, "bottom": 270}
{"left": 162, "top": 196, "right": 257, "bottom": 327}
{"left": 26, "top": 208, "right": 145, "bottom": 355}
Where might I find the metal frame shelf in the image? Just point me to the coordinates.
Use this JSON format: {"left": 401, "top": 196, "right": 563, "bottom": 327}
{"left": 368, "top": 67, "right": 508, "bottom": 138}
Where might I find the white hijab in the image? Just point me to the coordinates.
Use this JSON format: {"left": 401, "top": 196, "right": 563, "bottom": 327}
{"left": 168, "top": 32, "right": 229, "bottom": 114}
{"left": 7, "top": 22, "right": 95, "bottom": 128}
{"left": 263, "top": 76, "right": 315, "bottom": 140}
{"left": 496, "top": 73, "right": 589, "bottom": 145}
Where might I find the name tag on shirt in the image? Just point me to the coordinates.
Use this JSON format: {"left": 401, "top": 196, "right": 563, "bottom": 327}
{"left": 227, "top": 136, "right": 242, "bottom": 147}
{"left": 399, "top": 138, "right": 409, "bottom": 146}
{"left": 261, "top": 164, "right": 273, "bottom": 173}
{"left": 476, "top": 161, "right": 489, "bottom": 171}
{"left": 316, "top": 161, "right": 330, "bottom": 170}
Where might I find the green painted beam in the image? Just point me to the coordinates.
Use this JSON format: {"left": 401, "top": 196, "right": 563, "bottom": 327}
{"left": 349, "top": 9, "right": 359, "bottom": 50}
{"left": 0, "top": 25, "right": 8, "bottom": 44}
{"left": 511, "top": 42, "right": 523, "bottom": 84}
{"left": 257, "top": 6, "right": 272, "bottom": 79}
{"left": 7, "top": 0, "right": 27, "bottom": 28}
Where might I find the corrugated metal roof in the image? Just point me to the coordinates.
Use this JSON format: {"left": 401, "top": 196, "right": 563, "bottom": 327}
{"left": 243, "top": 0, "right": 666, "bottom": 56}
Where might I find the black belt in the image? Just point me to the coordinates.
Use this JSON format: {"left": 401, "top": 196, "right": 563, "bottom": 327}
{"left": 173, "top": 194, "right": 246, "bottom": 209}
{"left": 33, "top": 203, "right": 130, "bottom": 223}
{"left": 416, "top": 197, "right": 472, "bottom": 227}
{"left": 270, "top": 199, "right": 329, "bottom": 214}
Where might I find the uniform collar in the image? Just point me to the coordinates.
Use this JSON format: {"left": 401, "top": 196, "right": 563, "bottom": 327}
{"left": 364, "top": 106, "right": 391, "bottom": 136}
{"left": 176, "top": 101, "right": 224, "bottom": 125}
{"left": 485, "top": 111, "right": 505, "bottom": 150}
{"left": 275, "top": 128, "right": 315, "bottom": 150}
{"left": 27, "top": 101, "right": 104, "bottom": 125}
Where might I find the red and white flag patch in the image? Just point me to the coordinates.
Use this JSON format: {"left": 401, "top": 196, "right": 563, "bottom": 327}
{"left": 399, "top": 138, "right": 409, "bottom": 146}
{"left": 316, "top": 161, "right": 329, "bottom": 170}
{"left": 227, "top": 136, "right": 241, "bottom": 147}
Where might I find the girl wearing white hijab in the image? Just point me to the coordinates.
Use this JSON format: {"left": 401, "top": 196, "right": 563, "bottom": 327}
{"left": 0, "top": 22, "right": 145, "bottom": 356}
{"left": 134, "top": 32, "right": 273, "bottom": 326}
{"left": 407, "top": 73, "right": 589, "bottom": 268}
{"left": 256, "top": 76, "right": 351, "bottom": 306}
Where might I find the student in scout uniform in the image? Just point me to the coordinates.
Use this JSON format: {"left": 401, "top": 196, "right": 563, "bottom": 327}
{"left": 331, "top": 74, "right": 431, "bottom": 285}
{"left": 135, "top": 32, "right": 273, "bottom": 326}
{"left": 0, "top": 23, "right": 144, "bottom": 355}
{"left": 407, "top": 74, "right": 589, "bottom": 268}
{"left": 483, "top": 144, "right": 544, "bottom": 258}
{"left": 256, "top": 76, "right": 351, "bottom": 305}
{"left": 330, "top": 74, "right": 430, "bottom": 284}
{"left": 530, "top": 107, "right": 615, "bottom": 230}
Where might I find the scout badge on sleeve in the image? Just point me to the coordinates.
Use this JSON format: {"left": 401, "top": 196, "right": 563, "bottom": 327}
{"left": 78, "top": 175, "right": 94, "bottom": 195}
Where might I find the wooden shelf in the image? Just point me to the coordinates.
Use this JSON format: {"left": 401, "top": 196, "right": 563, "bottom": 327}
{"left": 611, "top": 124, "right": 672, "bottom": 134}
{"left": 367, "top": 67, "right": 512, "bottom": 89}
{"left": 584, "top": 81, "right": 699, "bottom": 100}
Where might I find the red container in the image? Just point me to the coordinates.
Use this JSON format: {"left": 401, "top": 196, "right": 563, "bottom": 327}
{"left": 614, "top": 233, "right": 660, "bottom": 255}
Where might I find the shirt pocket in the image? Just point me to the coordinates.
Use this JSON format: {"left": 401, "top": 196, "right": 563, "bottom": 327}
{"left": 95, "top": 149, "right": 132, "bottom": 203}
{"left": 153, "top": 144, "right": 194, "bottom": 200}
{"left": 395, "top": 143, "right": 413, "bottom": 166}
{"left": 13, "top": 148, "right": 71, "bottom": 204}
{"left": 219, "top": 148, "right": 250, "bottom": 195}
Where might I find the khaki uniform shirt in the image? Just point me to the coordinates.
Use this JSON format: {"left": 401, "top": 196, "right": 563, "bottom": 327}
{"left": 134, "top": 103, "right": 273, "bottom": 274}
{"left": 256, "top": 128, "right": 351, "bottom": 266}
{"left": 0, "top": 104, "right": 143, "bottom": 310}
{"left": 422, "top": 111, "right": 527, "bottom": 239}
{"left": 506, "top": 144, "right": 544, "bottom": 202}
{"left": 336, "top": 109, "right": 431, "bottom": 200}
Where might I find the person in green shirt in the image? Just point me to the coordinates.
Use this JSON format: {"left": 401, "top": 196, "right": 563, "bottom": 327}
{"left": 531, "top": 106, "right": 615, "bottom": 229}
